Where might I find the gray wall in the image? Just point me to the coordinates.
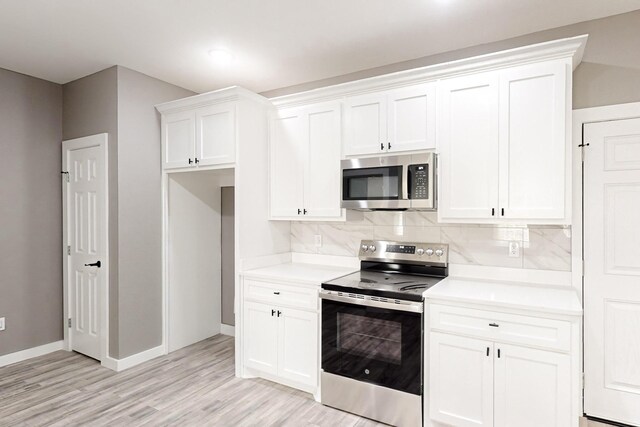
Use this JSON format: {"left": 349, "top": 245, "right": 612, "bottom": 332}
{"left": 116, "top": 67, "right": 194, "bottom": 358}
{"left": 62, "top": 66, "right": 193, "bottom": 358}
{"left": 261, "top": 10, "right": 640, "bottom": 109}
{"left": 221, "top": 186, "right": 235, "bottom": 326}
{"left": 0, "top": 68, "right": 62, "bottom": 356}
{"left": 62, "top": 66, "right": 120, "bottom": 357}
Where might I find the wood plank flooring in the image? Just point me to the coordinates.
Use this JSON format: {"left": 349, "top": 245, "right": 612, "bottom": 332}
{"left": 0, "top": 335, "right": 383, "bottom": 426}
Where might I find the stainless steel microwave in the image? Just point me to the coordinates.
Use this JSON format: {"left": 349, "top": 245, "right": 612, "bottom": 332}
{"left": 341, "top": 153, "right": 436, "bottom": 211}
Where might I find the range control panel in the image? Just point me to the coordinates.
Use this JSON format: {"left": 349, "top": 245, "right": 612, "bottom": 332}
{"left": 358, "top": 240, "right": 448, "bottom": 266}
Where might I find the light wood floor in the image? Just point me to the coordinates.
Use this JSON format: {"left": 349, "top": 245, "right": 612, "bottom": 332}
{"left": 0, "top": 335, "right": 383, "bottom": 426}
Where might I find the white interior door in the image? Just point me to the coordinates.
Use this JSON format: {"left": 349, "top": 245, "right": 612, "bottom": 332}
{"left": 64, "top": 134, "right": 108, "bottom": 361}
{"left": 584, "top": 117, "right": 640, "bottom": 426}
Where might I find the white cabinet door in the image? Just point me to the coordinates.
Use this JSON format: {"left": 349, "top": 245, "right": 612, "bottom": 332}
{"left": 304, "top": 102, "right": 343, "bottom": 218}
{"left": 430, "top": 332, "right": 494, "bottom": 427}
{"left": 438, "top": 72, "right": 500, "bottom": 221}
{"left": 387, "top": 83, "right": 436, "bottom": 152}
{"left": 277, "top": 307, "right": 318, "bottom": 387}
{"left": 243, "top": 301, "right": 278, "bottom": 375}
{"left": 344, "top": 92, "right": 387, "bottom": 156}
{"left": 270, "top": 108, "right": 305, "bottom": 218}
{"left": 162, "top": 110, "right": 195, "bottom": 169}
{"left": 499, "top": 61, "right": 567, "bottom": 220}
{"left": 494, "top": 344, "right": 571, "bottom": 427}
{"left": 196, "top": 103, "right": 236, "bottom": 166}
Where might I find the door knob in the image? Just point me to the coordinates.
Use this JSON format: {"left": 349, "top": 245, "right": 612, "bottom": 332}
{"left": 84, "top": 261, "right": 102, "bottom": 268}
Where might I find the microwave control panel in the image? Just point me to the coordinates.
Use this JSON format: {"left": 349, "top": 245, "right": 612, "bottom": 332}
{"left": 409, "top": 164, "right": 428, "bottom": 199}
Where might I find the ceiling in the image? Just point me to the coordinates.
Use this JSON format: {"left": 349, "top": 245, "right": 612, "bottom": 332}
{"left": 1, "top": 0, "right": 639, "bottom": 94}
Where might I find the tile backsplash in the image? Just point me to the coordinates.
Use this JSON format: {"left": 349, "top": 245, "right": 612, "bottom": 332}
{"left": 291, "top": 211, "right": 572, "bottom": 272}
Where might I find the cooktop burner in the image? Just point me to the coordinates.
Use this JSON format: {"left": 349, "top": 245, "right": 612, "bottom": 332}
{"left": 321, "top": 239, "right": 449, "bottom": 302}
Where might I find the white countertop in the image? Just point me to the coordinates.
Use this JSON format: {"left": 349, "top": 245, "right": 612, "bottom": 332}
{"left": 425, "top": 277, "right": 583, "bottom": 316}
{"left": 242, "top": 262, "right": 357, "bottom": 286}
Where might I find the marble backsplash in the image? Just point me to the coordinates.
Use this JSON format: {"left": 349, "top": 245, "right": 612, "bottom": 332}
{"left": 291, "top": 211, "right": 572, "bottom": 272}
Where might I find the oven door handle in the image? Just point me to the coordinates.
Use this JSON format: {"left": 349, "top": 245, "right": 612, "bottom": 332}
{"left": 319, "top": 290, "right": 423, "bottom": 313}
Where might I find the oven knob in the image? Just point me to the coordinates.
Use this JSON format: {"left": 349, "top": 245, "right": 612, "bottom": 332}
{"left": 417, "top": 248, "right": 425, "bottom": 256}
{"left": 364, "top": 369, "right": 370, "bottom": 375}
{"left": 368, "top": 245, "right": 376, "bottom": 252}
{"left": 361, "top": 244, "right": 369, "bottom": 252}
{"left": 435, "top": 248, "right": 444, "bottom": 257}
{"left": 426, "top": 248, "right": 434, "bottom": 256}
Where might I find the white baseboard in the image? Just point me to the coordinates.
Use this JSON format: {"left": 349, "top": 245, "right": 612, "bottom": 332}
{"left": 0, "top": 340, "right": 64, "bottom": 367}
{"left": 101, "top": 344, "right": 164, "bottom": 372}
{"left": 220, "top": 324, "right": 235, "bottom": 337}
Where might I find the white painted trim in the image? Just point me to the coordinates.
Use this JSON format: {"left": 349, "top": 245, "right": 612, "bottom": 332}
{"left": 101, "top": 345, "right": 164, "bottom": 372}
{"left": 0, "top": 341, "right": 64, "bottom": 367}
{"left": 270, "top": 35, "right": 587, "bottom": 108}
{"left": 220, "top": 324, "right": 235, "bottom": 337}
{"left": 62, "top": 133, "right": 109, "bottom": 364}
{"left": 449, "top": 263, "right": 572, "bottom": 287}
{"left": 571, "top": 101, "right": 640, "bottom": 298}
{"left": 155, "top": 86, "right": 270, "bottom": 114}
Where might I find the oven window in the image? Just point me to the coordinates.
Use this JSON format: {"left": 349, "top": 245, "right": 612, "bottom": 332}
{"left": 337, "top": 312, "right": 402, "bottom": 365}
{"left": 343, "top": 166, "right": 402, "bottom": 200}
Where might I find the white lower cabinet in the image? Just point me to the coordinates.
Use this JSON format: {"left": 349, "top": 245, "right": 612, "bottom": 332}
{"left": 429, "top": 304, "right": 577, "bottom": 427}
{"left": 242, "top": 281, "right": 319, "bottom": 392}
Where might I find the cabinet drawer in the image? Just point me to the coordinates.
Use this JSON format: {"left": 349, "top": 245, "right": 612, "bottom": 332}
{"left": 244, "top": 279, "right": 318, "bottom": 311}
{"left": 429, "top": 304, "right": 570, "bottom": 352}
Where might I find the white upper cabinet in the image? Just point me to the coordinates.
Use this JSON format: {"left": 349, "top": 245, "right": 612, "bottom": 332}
{"left": 438, "top": 72, "right": 500, "bottom": 220}
{"left": 270, "top": 108, "right": 305, "bottom": 218}
{"left": 196, "top": 103, "right": 236, "bottom": 167}
{"left": 158, "top": 91, "right": 241, "bottom": 170}
{"left": 270, "top": 101, "right": 344, "bottom": 220}
{"left": 344, "top": 83, "right": 436, "bottom": 157}
{"left": 498, "top": 61, "right": 567, "bottom": 220}
{"left": 162, "top": 110, "right": 196, "bottom": 169}
{"left": 438, "top": 58, "right": 571, "bottom": 224}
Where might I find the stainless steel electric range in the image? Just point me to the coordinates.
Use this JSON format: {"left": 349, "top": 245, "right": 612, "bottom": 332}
{"left": 320, "top": 240, "right": 449, "bottom": 427}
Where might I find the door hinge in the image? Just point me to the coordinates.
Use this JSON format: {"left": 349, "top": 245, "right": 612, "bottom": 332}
{"left": 68, "top": 318, "right": 72, "bottom": 328}
{"left": 67, "top": 245, "right": 71, "bottom": 255}
{"left": 61, "top": 171, "right": 70, "bottom": 182}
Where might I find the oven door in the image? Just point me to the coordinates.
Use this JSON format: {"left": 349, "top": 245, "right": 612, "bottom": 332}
{"left": 320, "top": 291, "right": 423, "bottom": 395}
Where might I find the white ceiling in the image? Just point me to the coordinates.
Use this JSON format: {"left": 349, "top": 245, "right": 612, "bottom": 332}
{"left": 1, "top": 0, "right": 639, "bottom": 94}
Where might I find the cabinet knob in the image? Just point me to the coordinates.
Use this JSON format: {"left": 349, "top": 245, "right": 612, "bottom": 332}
{"left": 195, "top": 157, "right": 200, "bottom": 164}
{"left": 388, "top": 142, "right": 391, "bottom": 150}
{"left": 277, "top": 310, "right": 282, "bottom": 317}
{"left": 489, "top": 323, "right": 499, "bottom": 327}
{"left": 297, "top": 208, "right": 302, "bottom": 215}
{"left": 380, "top": 143, "right": 384, "bottom": 151}
{"left": 271, "top": 309, "right": 276, "bottom": 316}
{"left": 303, "top": 209, "right": 307, "bottom": 215}
{"left": 491, "top": 208, "right": 495, "bottom": 216}
{"left": 501, "top": 208, "right": 505, "bottom": 216}
{"left": 188, "top": 158, "right": 193, "bottom": 165}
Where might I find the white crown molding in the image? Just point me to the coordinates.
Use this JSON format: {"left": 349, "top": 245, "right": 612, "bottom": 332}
{"left": 0, "top": 341, "right": 64, "bottom": 367}
{"left": 270, "top": 34, "right": 588, "bottom": 109}
{"left": 155, "top": 85, "right": 270, "bottom": 114}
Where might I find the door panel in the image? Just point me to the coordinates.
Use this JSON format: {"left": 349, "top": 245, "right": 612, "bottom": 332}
{"left": 499, "top": 61, "right": 567, "bottom": 219}
{"left": 304, "top": 102, "right": 343, "bottom": 218}
{"left": 67, "top": 141, "right": 105, "bottom": 361}
{"left": 163, "top": 110, "right": 195, "bottom": 169}
{"left": 429, "top": 332, "right": 494, "bottom": 427}
{"left": 269, "top": 109, "right": 305, "bottom": 218}
{"left": 388, "top": 83, "right": 436, "bottom": 152}
{"left": 278, "top": 307, "right": 318, "bottom": 387}
{"left": 494, "top": 343, "right": 571, "bottom": 427}
{"left": 344, "top": 93, "right": 387, "bottom": 156}
{"left": 196, "top": 104, "right": 236, "bottom": 166}
{"left": 438, "top": 72, "right": 500, "bottom": 221}
{"left": 584, "top": 117, "right": 640, "bottom": 426}
{"left": 243, "top": 301, "right": 278, "bottom": 375}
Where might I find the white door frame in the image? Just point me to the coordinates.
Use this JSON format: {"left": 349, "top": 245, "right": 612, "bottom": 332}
{"left": 62, "top": 133, "right": 110, "bottom": 364}
{"left": 571, "top": 101, "right": 640, "bottom": 416}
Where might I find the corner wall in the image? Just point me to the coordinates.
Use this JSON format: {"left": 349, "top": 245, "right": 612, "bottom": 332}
{"left": 0, "top": 68, "right": 63, "bottom": 356}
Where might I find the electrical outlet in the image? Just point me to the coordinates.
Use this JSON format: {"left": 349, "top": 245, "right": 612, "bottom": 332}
{"left": 508, "top": 241, "right": 520, "bottom": 258}
{"left": 0, "top": 317, "right": 5, "bottom": 331}
{"left": 314, "top": 234, "right": 322, "bottom": 248}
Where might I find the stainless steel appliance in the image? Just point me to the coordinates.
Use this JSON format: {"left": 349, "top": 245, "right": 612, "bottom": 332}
{"left": 341, "top": 153, "right": 436, "bottom": 211}
{"left": 320, "top": 240, "right": 449, "bottom": 427}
